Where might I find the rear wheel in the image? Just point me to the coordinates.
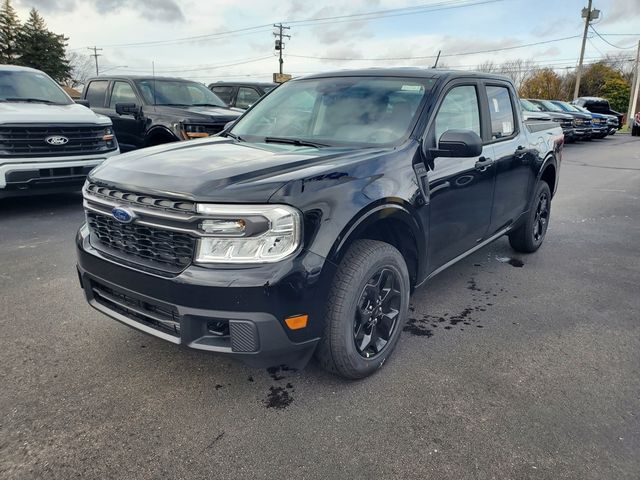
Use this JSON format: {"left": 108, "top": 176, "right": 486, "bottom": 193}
{"left": 509, "top": 181, "right": 551, "bottom": 253}
{"left": 315, "top": 240, "right": 410, "bottom": 379}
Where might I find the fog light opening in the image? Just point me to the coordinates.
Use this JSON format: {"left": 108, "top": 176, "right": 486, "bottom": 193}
{"left": 207, "top": 320, "right": 229, "bottom": 337}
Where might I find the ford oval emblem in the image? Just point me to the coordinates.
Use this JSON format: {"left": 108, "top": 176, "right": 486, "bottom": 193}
{"left": 111, "top": 206, "right": 135, "bottom": 223}
{"left": 45, "top": 135, "right": 69, "bottom": 145}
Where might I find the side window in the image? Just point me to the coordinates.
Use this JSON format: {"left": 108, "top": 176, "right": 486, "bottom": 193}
{"left": 85, "top": 80, "right": 108, "bottom": 108}
{"left": 236, "top": 87, "right": 261, "bottom": 109}
{"left": 434, "top": 85, "right": 481, "bottom": 142}
{"left": 211, "top": 86, "right": 234, "bottom": 105}
{"left": 486, "top": 85, "right": 515, "bottom": 140}
{"left": 109, "top": 81, "right": 138, "bottom": 108}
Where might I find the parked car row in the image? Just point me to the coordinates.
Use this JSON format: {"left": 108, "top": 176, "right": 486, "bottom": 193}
{"left": 520, "top": 97, "right": 620, "bottom": 143}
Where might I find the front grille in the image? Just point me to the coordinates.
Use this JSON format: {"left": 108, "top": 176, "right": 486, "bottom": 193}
{"left": 86, "top": 182, "right": 196, "bottom": 214}
{"left": 560, "top": 121, "right": 572, "bottom": 128}
{"left": 87, "top": 211, "right": 195, "bottom": 270}
{"left": 0, "top": 124, "right": 115, "bottom": 157}
{"left": 91, "top": 281, "right": 180, "bottom": 337}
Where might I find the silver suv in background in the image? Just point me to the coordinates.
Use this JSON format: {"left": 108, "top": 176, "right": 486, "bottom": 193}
{"left": 0, "top": 65, "right": 119, "bottom": 199}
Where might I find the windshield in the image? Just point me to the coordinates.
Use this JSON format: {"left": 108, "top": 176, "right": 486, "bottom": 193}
{"left": 553, "top": 101, "right": 580, "bottom": 113}
{"left": 520, "top": 99, "right": 541, "bottom": 112}
{"left": 135, "top": 79, "right": 226, "bottom": 107}
{"left": 230, "top": 76, "right": 435, "bottom": 147}
{"left": 536, "top": 100, "right": 564, "bottom": 113}
{"left": 0, "top": 69, "right": 72, "bottom": 105}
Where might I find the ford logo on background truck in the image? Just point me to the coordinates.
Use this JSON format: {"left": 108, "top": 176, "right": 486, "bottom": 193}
{"left": 44, "top": 135, "right": 69, "bottom": 145}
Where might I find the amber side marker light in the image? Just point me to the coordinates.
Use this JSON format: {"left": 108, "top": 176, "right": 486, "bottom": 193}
{"left": 102, "top": 134, "right": 114, "bottom": 141}
{"left": 285, "top": 314, "right": 308, "bottom": 330}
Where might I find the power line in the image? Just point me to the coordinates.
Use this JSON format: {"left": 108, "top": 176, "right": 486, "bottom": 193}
{"left": 69, "top": 0, "right": 504, "bottom": 50}
{"left": 590, "top": 26, "right": 638, "bottom": 49}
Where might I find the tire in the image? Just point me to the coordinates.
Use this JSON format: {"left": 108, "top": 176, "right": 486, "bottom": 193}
{"left": 315, "top": 240, "right": 410, "bottom": 379}
{"left": 509, "top": 181, "right": 552, "bottom": 253}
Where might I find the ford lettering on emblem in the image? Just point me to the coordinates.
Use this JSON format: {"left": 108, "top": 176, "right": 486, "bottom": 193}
{"left": 111, "top": 206, "right": 135, "bottom": 223}
{"left": 45, "top": 135, "right": 69, "bottom": 145}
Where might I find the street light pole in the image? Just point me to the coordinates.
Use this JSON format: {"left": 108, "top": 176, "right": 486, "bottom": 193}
{"left": 626, "top": 40, "right": 640, "bottom": 127}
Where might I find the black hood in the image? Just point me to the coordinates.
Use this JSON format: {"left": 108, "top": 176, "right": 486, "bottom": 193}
{"left": 143, "top": 104, "right": 241, "bottom": 123}
{"left": 89, "top": 137, "right": 388, "bottom": 203}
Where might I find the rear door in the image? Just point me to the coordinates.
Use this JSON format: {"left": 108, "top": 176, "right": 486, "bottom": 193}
{"left": 106, "top": 80, "right": 144, "bottom": 151}
{"left": 426, "top": 81, "right": 496, "bottom": 271}
{"left": 84, "top": 79, "right": 109, "bottom": 115}
{"left": 482, "top": 82, "right": 536, "bottom": 234}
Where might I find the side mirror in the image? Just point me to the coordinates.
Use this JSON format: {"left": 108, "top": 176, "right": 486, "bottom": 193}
{"left": 75, "top": 99, "right": 90, "bottom": 108}
{"left": 115, "top": 103, "right": 140, "bottom": 116}
{"left": 429, "top": 129, "right": 482, "bottom": 159}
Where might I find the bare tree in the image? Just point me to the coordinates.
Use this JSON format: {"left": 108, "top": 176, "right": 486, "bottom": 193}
{"left": 64, "top": 51, "right": 94, "bottom": 88}
{"left": 476, "top": 60, "right": 497, "bottom": 73}
{"left": 498, "top": 59, "right": 538, "bottom": 90}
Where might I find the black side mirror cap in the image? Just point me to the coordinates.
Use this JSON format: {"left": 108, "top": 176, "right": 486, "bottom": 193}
{"left": 115, "top": 103, "right": 140, "bottom": 116}
{"left": 429, "top": 129, "right": 483, "bottom": 159}
{"left": 75, "top": 99, "right": 90, "bottom": 108}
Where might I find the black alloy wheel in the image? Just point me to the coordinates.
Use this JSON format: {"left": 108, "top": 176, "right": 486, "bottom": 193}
{"left": 354, "top": 268, "right": 401, "bottom": 358}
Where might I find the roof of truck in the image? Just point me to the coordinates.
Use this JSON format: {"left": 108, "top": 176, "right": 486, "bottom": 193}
{"left": 0, "top": 65, "right": 43, "bottom": 72}
{"left": 298, "top": 67, "right": 512, "bottom": 82}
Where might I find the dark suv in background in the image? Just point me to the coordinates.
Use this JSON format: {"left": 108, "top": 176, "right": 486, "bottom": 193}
{"left": 529, "top": 99, "right": 592, "bottom": 141}
{"left": 209, "top": 81, "right": 277, "bottom": 109}
{"left": 573, "top": 96, "right": 623, "bottom": 129}
{"left": 83, "top": 76, "right": 240, "bottom": 152}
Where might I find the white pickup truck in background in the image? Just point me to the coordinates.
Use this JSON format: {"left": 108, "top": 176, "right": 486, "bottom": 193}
{"left": 0, "top": 65, "right": 119, "bottom": 199}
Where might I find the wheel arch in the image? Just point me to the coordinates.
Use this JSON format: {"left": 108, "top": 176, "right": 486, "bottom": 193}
{"left": 326, "top": 199, "right": 426, "bottom": 289}
{"left": 144, "top": 126, "right": 179, "bottom": 147}
{"left": 538, "top": 153, "right": 558, "bottom": 198}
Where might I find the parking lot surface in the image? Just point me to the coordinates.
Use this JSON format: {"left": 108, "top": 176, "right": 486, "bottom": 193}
{"left": 1, "top": 135, "right": 639, "bottom": 479}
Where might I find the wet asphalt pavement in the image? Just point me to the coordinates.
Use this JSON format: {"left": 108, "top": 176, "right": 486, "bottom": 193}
{"left": 1, "top": 135, "right": 639, "bottom": 479}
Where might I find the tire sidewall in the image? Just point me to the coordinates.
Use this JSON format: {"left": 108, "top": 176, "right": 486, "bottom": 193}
{"left": 529, "top": 181, "right": 552, "bottom": 249}
{"left": 334, "top": 247, "right": 410, "bottom": 377}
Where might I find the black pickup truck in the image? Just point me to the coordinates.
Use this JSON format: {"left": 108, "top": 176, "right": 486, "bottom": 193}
{"left": 82, "top": 75, "right": 240, "bottom": 152}
{"left": 76, "top": 69, "right": 563, "bottom": 379}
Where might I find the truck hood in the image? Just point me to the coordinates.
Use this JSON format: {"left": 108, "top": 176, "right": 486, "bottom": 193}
{"left": 145, "top": 104, "right": 241, "bottom": 122}
{"left": 90, "top": 137, "right": 385, "bottom": 203}
{"left": 0, "top": 102, "right": 111, "bottom": 125}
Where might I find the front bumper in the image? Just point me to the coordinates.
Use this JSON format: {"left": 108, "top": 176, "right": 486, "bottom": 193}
{"left": 0, "top": 150, "right": 119, "bottom": 198}
{"left": 76, "top": 224, "right": 335, "bottom": 369}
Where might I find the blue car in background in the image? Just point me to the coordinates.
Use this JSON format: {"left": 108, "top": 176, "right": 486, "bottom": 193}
{"left": 551, "top": 100, "right": 608, "bottom": 139}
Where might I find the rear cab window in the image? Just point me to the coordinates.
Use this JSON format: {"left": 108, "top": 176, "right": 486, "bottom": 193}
{"left": 485, "top": 85, "right": 516, "bottom": 141}
{"left": 211, "top": 86, "right": 234, "bottom": 105}
{"left": 85, "top": 80, "right": 108, "bottom": 108}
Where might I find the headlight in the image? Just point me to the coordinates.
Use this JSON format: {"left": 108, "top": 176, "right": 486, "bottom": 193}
{"left": 195, "top": 204, "right": 302, "bottom": 263}
{"left": 182, "top": 123, "right": 210, "bottom": 139}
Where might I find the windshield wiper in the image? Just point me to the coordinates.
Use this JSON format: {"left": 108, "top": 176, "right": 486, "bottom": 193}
{"left": 222, "top": 131, "right": 244, "bottom": 142}
{"left": 192, "top": 103, "right": 223, "bottom": 107}
{"left": 263, "top": 136, "right": 329, "bottom": 148}
{"left": 3, "top": 97, "right": 57, "bottom": 104}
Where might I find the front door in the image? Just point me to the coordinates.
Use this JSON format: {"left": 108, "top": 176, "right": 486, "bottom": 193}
{"left": 426, "top": 82, "right": 496, "bottom": 272}
{"left": 107, "top": 81, "right": 144, "bottom": 151}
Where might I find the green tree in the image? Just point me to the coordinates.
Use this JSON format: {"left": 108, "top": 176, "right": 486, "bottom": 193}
{"left": 518, "top": 68, "right": 563, "bottom": 100}
{"left": 600, "top": 77, "right": 631, "bottom": 113}
{"left": 0, "top": 0, "right": 21, "bottom": 64}
{"left": 15, "top": 8, "right": 70, "bottom": 81}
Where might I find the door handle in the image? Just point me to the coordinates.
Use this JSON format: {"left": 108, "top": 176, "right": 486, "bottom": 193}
{"left": 475, "top": 157, "right": 493, "bottom": 171}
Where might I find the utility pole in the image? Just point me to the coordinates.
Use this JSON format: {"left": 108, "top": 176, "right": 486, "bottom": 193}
{"left": 626, "top": 40, "right": 640, "bottom": 127}
{"left": 88, "top": 46, "right": 103, "bottom": 76}
{"left": 273, "top": 23, "right": 290, "bottom": 75}
{"left": 573, "top": 0, "right": 600, "bottom": 100}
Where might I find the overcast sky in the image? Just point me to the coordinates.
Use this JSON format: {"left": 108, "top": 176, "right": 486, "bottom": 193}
{"left": 12, "top": 0, "right": 640, "bottom": 83}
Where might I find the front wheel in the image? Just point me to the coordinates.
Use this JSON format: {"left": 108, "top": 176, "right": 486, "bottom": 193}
{"left": 509, "top": 181, "right": 552, "bottom": 253}
{"left": 315, "top": 240, "right": 410, "bottom": 379}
